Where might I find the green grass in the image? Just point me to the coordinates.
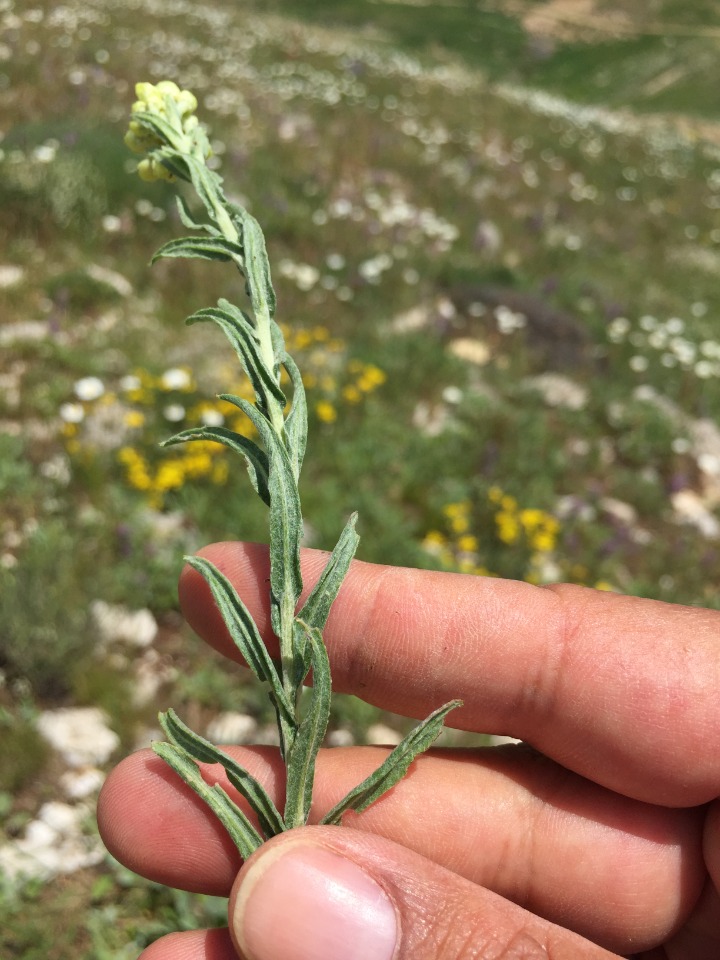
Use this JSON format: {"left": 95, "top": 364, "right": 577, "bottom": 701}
{"left": 2, "top": 0, "right": 720, "bottom": 954}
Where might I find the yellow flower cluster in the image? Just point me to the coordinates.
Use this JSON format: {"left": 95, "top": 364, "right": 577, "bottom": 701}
{"left": 421, "top": 501, "right": 489, "bottom": 576}
{"left": 421, "top": 488, "right": 562, "bottom": 582}
{"left": 118, "top": 441, "right": 226, "bottom": 508}
{"left": 279, "top": 323, "right": 387, "bottom": 427}
{"left": 124, "top": 80, "right": 202, "bottom": 182}
{"left": 60, "top": 329, "right": 387, "bottom": 509}
{"left": 488, "top": 486, "right": 560, "bottom": 553}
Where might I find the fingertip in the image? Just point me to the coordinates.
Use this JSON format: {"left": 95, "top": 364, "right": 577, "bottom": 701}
{"left": 228, "top": 829, "right": 398, "bottom": 960}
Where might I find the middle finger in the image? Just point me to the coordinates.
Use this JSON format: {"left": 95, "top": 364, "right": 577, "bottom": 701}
{"left": 99, "top": 743, "right": 705, "bottom": 955}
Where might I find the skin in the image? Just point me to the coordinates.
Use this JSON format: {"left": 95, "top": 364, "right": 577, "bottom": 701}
{"left": 98, "top": 542, "right": 720, "bottom": 959}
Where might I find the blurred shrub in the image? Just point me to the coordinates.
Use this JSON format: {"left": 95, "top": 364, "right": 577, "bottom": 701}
{"left": 0, "top": 709, "right": 49, "bottom": 793}
{"left": 0, "top": 520, "right": 97, "bottom": 699}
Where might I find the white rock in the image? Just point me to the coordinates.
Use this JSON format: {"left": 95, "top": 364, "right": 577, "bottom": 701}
{"left": 525, "top": 373, "right": 588, "bottom": 410}
{"left": 671, "top": 489, "right": 720, "bottom": 539}
{"left": 326, "top": 728, "right": 355, "bottom": 748}
{"left": 132, "top": 649, "right": 178, "bottom": 706}
{"left": 37, "top": 801, "right": 81, "bottom": 833}
{"left": 0, "top": 806, "right": 104, "bottom": 881}
{"left": 205, "top": 712, "right": 258, "bottom": 745}
{"left": 389, "top": 304, "right": 431, "bottom": 333}
{"left": 448, "top": 337, "right": 491, "bottom": 366}
{"left": 91, "top": 599, "right": 158, "bottom": 648}
{"left": 0, "top": 264, "right": 24, "bottom": 288}
{"left": 37, "top": 707, "right": 120, "bottom": 767}
{"left": 254, "top": 724, "right": 281, "bottom": 746}
{"left": 599, "top": 497, "right": 638, "bottom": 526}
{"left": 59, "top": 767, "right": 106, "bottom": 799}
{"left": 365, "top": 723, "right": 403, "bottom": 746}
{"left": 85, "top": 263, "right": 133, "bottom": 297}
{"left": 24, "top": 819, "right": 56, "bottom": 850}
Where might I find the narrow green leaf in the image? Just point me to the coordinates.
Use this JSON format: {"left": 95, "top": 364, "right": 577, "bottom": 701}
{"left": 297, "top": 513, "right": 359, "bottom": 633}
{"left": 151, "top": 236, "right": 243, "bottom": 264}
{"left": 152, "top": 740, "right": 263, "bottom": 860}
{"left": 159, "top": 709, "right": 285, "bottom": 839}
{"left": 188, "top": 304, "right": 286, "bottom": 412}
{"left": 284, "top": 622, "right": 332, "bottom": 828}
{"left": 282, "top": 354, "right": 307, "bottom": 481}
{"left": 219, "top": 394, "right": 303, "bottom": 614}
{"left": 161, "top": 425, "right": 270, "bottom": 506}
{"left": 241, "top": 212, "right": 277, "bottom": 320}
{"left": 183, "top": 555, "right": 294, "bottom": 724}
{"left": 320, "top": 700, "right": 463, "bottom": 826}
{"left": 184, "top": 155, "right": 227, "bottom": 231}
{"left": 175, "top": 194, "right": 217, "bottom": 234}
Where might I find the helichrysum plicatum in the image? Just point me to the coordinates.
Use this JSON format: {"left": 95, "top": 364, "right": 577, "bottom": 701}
{"left": 125, "top": 80, "right": 461, "bottom": 857}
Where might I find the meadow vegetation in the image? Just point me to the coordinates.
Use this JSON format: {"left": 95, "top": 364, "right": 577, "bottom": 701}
{"left": 1, "top": 0, "right": 720, "bottom": 954}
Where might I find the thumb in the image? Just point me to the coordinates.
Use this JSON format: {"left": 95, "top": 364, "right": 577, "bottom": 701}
{"left": 228, "top": 825, "right": 618, "bottom": 960}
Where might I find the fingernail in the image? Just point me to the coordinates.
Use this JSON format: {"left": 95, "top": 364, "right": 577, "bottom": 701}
{"left": 233, "top": 842, "right": 398, "bottom": 960}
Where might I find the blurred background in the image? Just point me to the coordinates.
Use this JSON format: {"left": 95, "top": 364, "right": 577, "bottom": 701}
{"left": 1, "top": 0, "right": 720, "bottom": 954}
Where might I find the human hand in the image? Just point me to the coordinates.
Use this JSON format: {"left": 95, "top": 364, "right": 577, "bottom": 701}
{"left": 98, "top": 542, "right": 720, "bottom": 959}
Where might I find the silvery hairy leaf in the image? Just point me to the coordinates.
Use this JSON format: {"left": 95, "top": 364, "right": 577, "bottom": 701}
{"left": 151, "top": 236, "right": 243, "bottom": 264}
{"left": 159, "top": 708, "right": 285, "bottom": 839}
{"left": 175, "top": 194, "right": 217, "bottom": 234}
{"left": 320, "top": 700, "right": 463, "bottom": 825}
{"left": 161, "top": 425, "right": 270, "bottom": 506}
{"left": 186, "top": 304, "right": 286, "bottom": 413}
{"left": 183, "top": 555, "right": 294, "bottom": 724}
{"left": 239, "top": 211, "right": 277, "bottom": 321}
{"left": 219, "top": 393, "right": 303, "bottom": 621}
{"left": 297, "top": 513, "right": 359, "bottom": 634}
{"left": 282, "top": 354, "right": 307, "bottom": 482}
{"left": 152, "top": 741, "right": 263, "bottom": 860}
{"left": 283, "top": 622, "right": 332, "bottom": 829}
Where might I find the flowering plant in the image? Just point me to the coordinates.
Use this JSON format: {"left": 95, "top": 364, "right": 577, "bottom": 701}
{"left": 124, "top": 80, "right": 461, "bottom": 856}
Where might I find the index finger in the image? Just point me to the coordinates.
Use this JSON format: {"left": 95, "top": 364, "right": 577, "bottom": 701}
{"left": 179, "top": 541, "right": 720, "bottom": 807}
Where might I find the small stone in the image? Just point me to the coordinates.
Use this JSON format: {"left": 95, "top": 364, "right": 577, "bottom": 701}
{"left": 365, "top": 723, "right": 403, "bottom": 746}
{"left": 326, "top": 728, "right": 355, "bottom": 748}
{"left": 205, "top": 712, "right": 258, "bottom": 744}
{"left": 37, "top": 801, "right": 80, "bottom": 833}
{"left": 671, "top": 489, "right": 720, "bottom": 539}
{"left": 525, "top": 373, "right": 588, "bottom": 411}
{"left": 59, "top": 767, "right": 106, "bottom": 799}
{"left": 599, "top": 497, "right": 638, "bottom": 526}
{"left": 448, "top": 337, "right": 491, "bottom": 366}
{"left": 0, "top": 265, "right": 25, "bottom": 288}
{"left": 132, "top": 649, "right": 178, "bottom": 706}
{"left": 37, "top": 707, "right": 120, "bottom": 767}
{"left": 91, "top": 599, "right": 158, "bottom": 648}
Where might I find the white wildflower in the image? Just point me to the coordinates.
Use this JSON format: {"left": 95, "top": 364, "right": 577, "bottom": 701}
{"left": 60, "top": 402, "right": 85, "bottom": 423}
{"left": 74, "top": 376, "right": 104, "bottom": 401}
{"left": 161, "top": 368, "right": 192, "bottom": 390}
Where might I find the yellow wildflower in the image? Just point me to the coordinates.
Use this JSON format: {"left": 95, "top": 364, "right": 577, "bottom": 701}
{"left": 495, "top": 511, "right": 520, "bottom": 544}
{"left": 457, "top": 534, "right": 479, "bottom": 553}
{"left": 530, "top": 531, "right": 556, "bottom": 553}
{"left": 421, "top": 531, "right": 447, "bottom": 553}
{"left": 124, "top": 410, "right": 146, "bottom": 429}
{"left": 315, "top": 401, "right": 337, "bottom": 424}
{"left": 595, "top": 580, "right": 616, "bottom": 592}
{"left": 212, "top": 460, "right": 229, "bottom": 485}
{"left": 342, "top": 385, "right": 362, "bottom": 404}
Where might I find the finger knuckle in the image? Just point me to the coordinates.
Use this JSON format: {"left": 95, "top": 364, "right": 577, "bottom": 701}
{"left": 418, "top": 908, "right": 552, "bottom": 960}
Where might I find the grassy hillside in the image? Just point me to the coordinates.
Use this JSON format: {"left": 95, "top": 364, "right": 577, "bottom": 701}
{"left": 252, "top": 0, "right": 720, "bottom": 119}
{"left": 1, "top": 0, "right": 720, "bottom": 954}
